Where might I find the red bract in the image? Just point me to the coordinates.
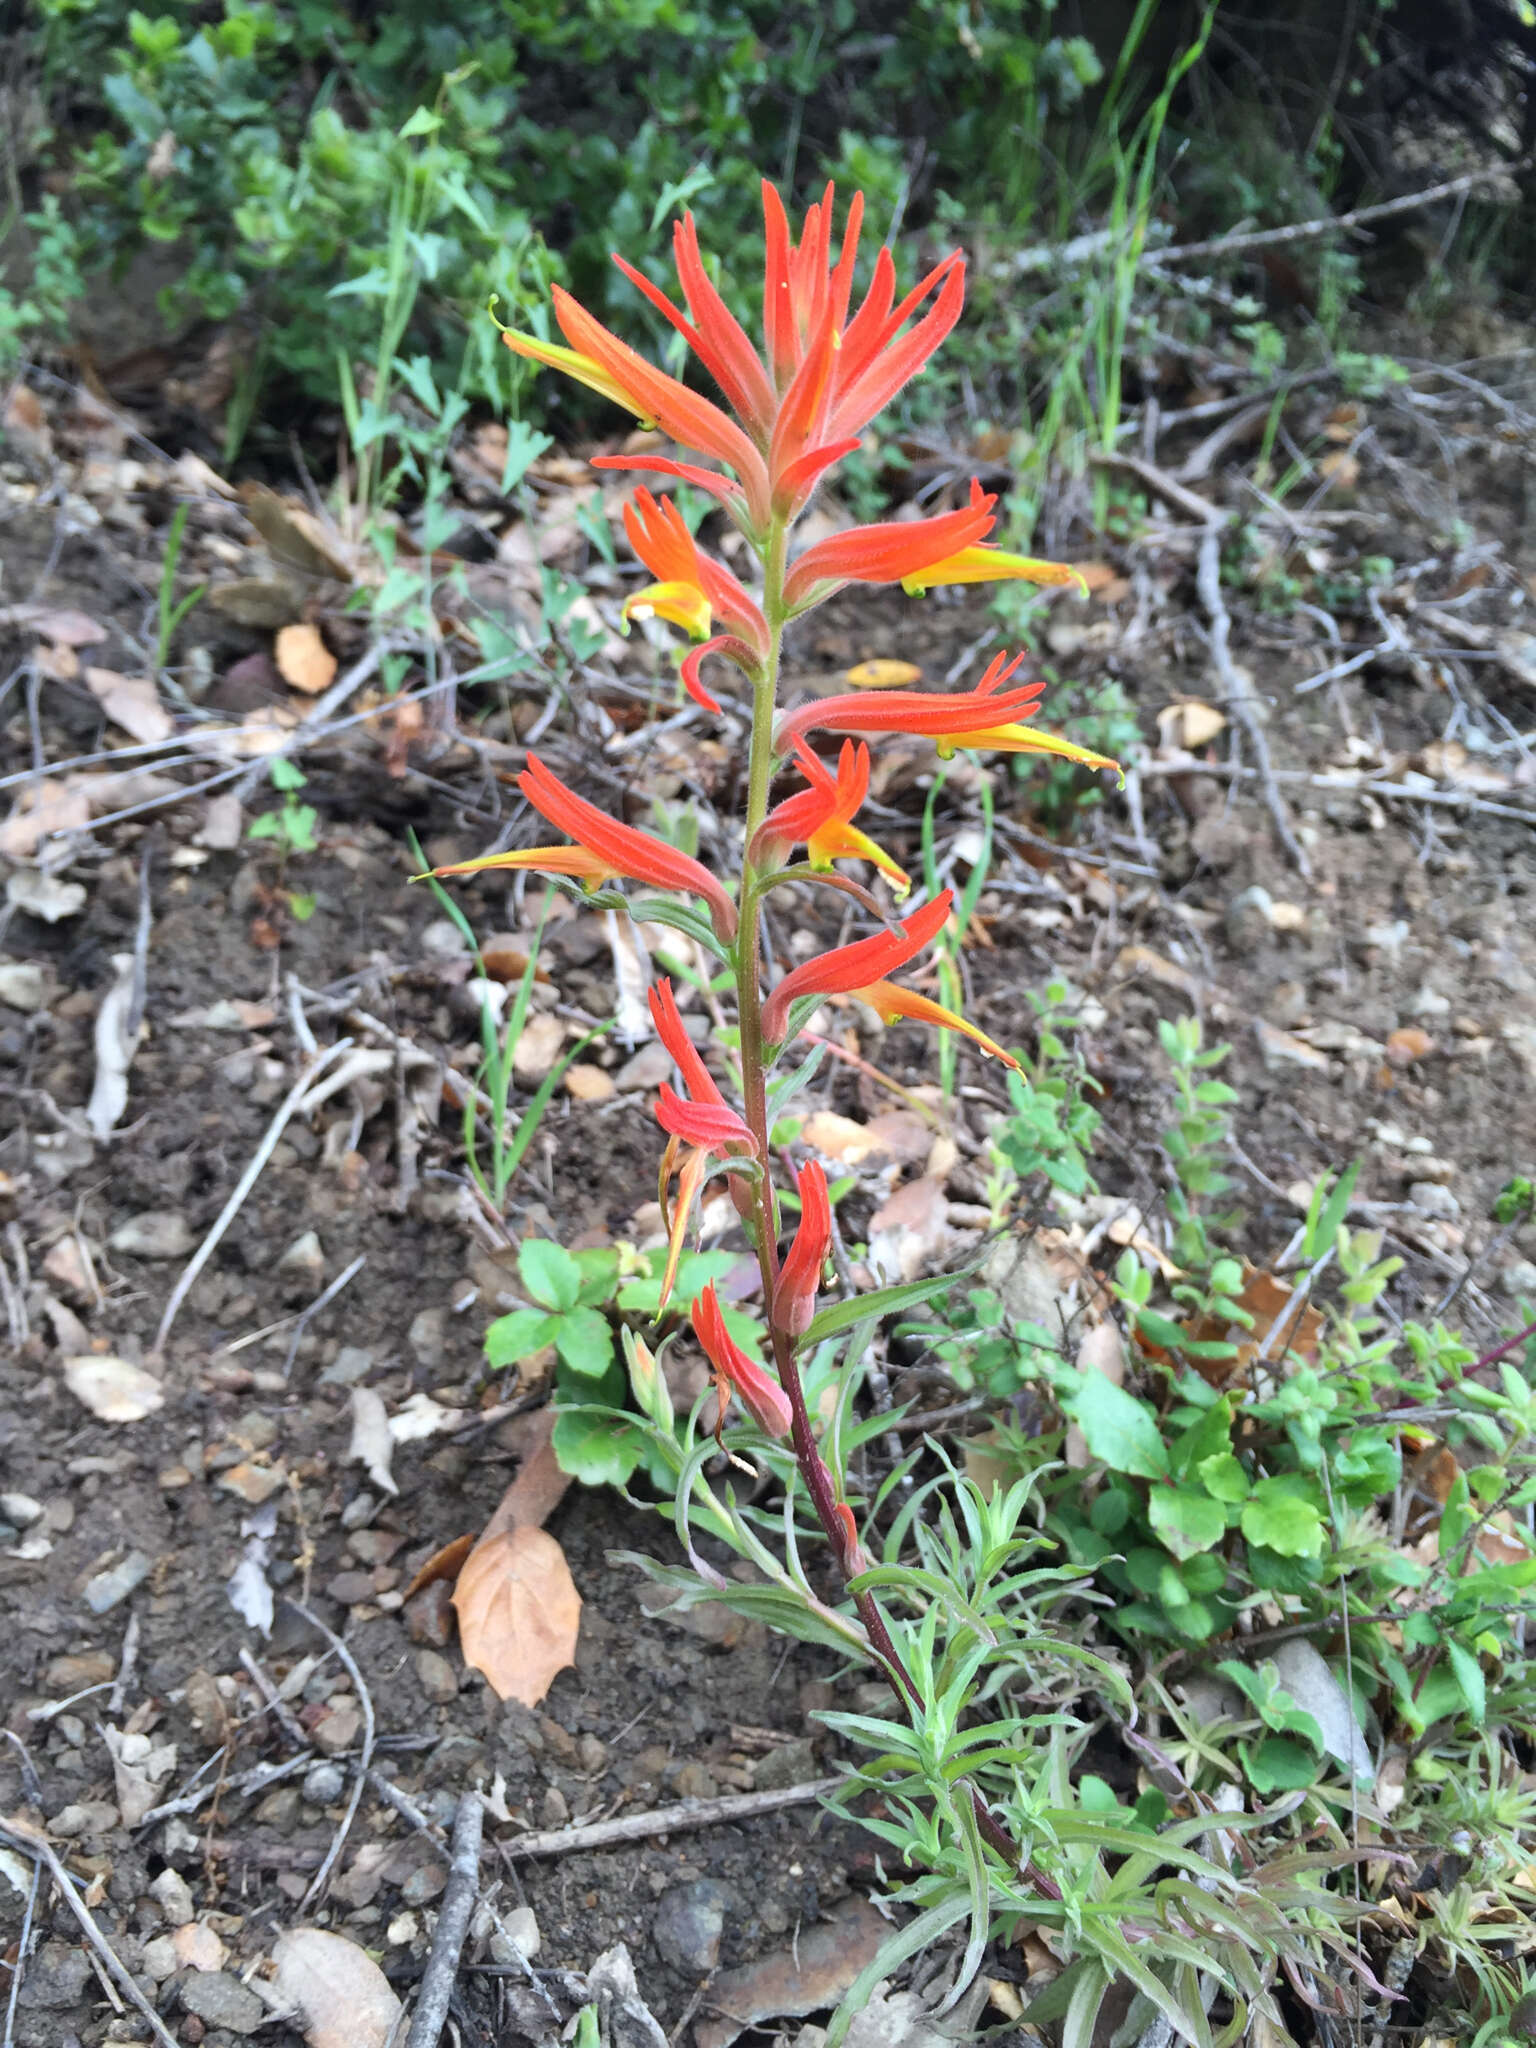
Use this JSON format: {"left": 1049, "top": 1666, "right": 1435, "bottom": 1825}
{"left": 776, "top": 651, "right": 1047, "bottom": 750}
{"left": 772, "top": 1161, "right": 832, "bottom": 1338}
{"left": 782, "top": 490, "right": 999, "bottom": 610}
{"left": 692, "top": 1284, "right": 793, "bottom": 1441}
{"left": 755, "top": 740, "right": 909, "bottom": 893}
{"left": 519, "top": 754, "right": 737, "bottom": 942}
{"left": 621, "top": 489, "right": 770, "bottom": 655}
{"left": 762, "top": 891, "right": 953, "bottom": 1044}
{"left": 648, "top": 980, "right": 755, "bottom": 1310}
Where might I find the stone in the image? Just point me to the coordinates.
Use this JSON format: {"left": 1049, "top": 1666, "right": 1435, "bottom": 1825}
{"left": 108, "top": 1210, "right": 194, "bottom": 1259}
{"left": 539, "top": 1784, "right": 569, "bottom": 1827}
{"left": 151, "top": 1867, "right": 195, "bottom": 1926}
{"left": 576, "top": 1732, "right": 607, "bottom": 1773}
{"left": 399, "top": 1859, "right": 448, "bottom": 1906}
{"left": 325, "top": 1570, "right": 376, "bottom": 1606}
{"left": 490, "top": 1906, "right": 542, "bottom": 1963}
{"left": 0, "top": 1491, "right": 43, "bottom": 1526}
{"left": 255, "top": 1786, "right": 301, "bottom": 1831}
{"left": 312, "top": 1705, "right": 362, "bottom": 1755}
{"left": 614, "top": 1040, "right": 673, "bottom": 1092}
{"left": 1501, "top": 1260, "right": 1536, "bottom": 1300}
{"left": 16, "top": 1940, "right": 91, "bottom": 2010}
{"left": 277, "top": 1231, "right": 325, "bottom": 1292}
{"left": 218, "top": 1460, "right": 286, "bottom": 1505}
{"left": 45, "top": 1649, "right": 114, "bottom": 1690}
{"left": 416, "top": 1649, "right": 458, "bottom": 1703}
{"left": 670, "top": 1760, "right": 717, "bottom": 1800}
{"left": 408, "top": 1307, "right": 447, "bottom": 1368}
{"left": 405, "top": 1580, "right": 455, "bottom": 1648}
{"left": 1408, "top": 1181, "right": 1460, "bottom": 1221}
{"left": 49, "top": 1799, "right": 119, "bottom": 1837}
{"left": 750, "top": 1738, "right": 818, "bottom": 1792}
{"left": 83, "top": 1550, "right": 153, "bottom": 1613}
{"left": 303, "top": 1761, "right": 345, "bottom": 1805}
{"left": 321, "top": 1346, "right": 375, "bottom": 1386}
{"left": 653, "top": 1880, "right": 735, "bottom": 1974}
{"left": 141, "top": 1935, "right": 180, "bottom": 1982}
{"left": 178, "top": 1972, "right": 267, "bottom": 2035}
{"left": 1224, "top": 885, "right": 1273, "bottom": 955}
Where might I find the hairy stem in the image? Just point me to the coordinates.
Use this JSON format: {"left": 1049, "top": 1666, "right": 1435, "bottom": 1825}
{"left": 731, "top": 536, "right": 1036, "bottom": 1884}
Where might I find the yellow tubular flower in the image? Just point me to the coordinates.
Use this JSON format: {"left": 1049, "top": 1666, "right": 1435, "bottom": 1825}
{"left": 621, "top": 580, "right": 713, "bottom": 639}
{"left": 500, "top": 330, "right": 657, "bottom": 424}
{"left": 933, "top": 725, "right": 1124, "bottom": 779}
{"left": 901, "top": 550, "right": 1089, "bottom": 597}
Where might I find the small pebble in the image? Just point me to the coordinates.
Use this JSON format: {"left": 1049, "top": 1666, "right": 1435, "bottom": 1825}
{"left": 303, "top": 1761, "right": 345, "bottom": 1804}
{"left": 312, "top": 1705, "right": 362, "bottom": 1755}
{"left": 177, "top": 1972, "right": 265, "bottom": 2036}
{"left": 405, "top": 1580, "right": 455, "bottom": 1648}
{"left": 416, "top": 1649, "right": 458, "bottom": 1704}
{"left": 1501, "top": 1260, "right": 1536, "bottom": 1300}
{"left": 653, "top": 1879, "right": 735, "bottom": 1974}
{"left": 491, "top": 1906, "right": 542, "bottom": 1962}
{"left": 408, "top": 1308, "right": 447, "bottom": 1368}
{"left": 151, "top": 1868, "right": 195, "bottom": 1927}
{"left": 83, "top": 1550, "right": 152, "bottom": 1614}
{"left": 109, "top": 1211, "right": 194, "bottom": 1259}
{"left": 1408, "top": 1181, "right": 1460, "bottom": 1220}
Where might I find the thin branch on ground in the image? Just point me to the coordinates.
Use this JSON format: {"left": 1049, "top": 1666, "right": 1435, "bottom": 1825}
{"left": 405, "top": 1790, "right": 485, "bottom": 2048}
{"left": 0, "top": 1814, "right": 182, "bottom": 2048}
{"left": 1139, "top": 754, "right": 1536, "bottom": 827}
{"left": 1197, "top": 528, "right": 1311, "bottom": 877}
{"left": 152, "top": 1037, "right": 353, "bottom": 1355}
{"left": 505, "top": 1777, "right": 842, "bottom": 1858}
{"left": 287, "top": 1599, "right": 377, "bottom": 1911}
{"left": 282, "top": 1253, "right": 366, "bottom": 1378}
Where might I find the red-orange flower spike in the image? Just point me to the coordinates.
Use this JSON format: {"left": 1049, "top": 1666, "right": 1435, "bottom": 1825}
{"left": 518, "top": 754, "right": 737, "bottom": 942}
{"left": 762, "top": 891, "right": 952, "bottom": 1044}
{"left": 755, "top": 740, "right": 909, "bottom": 893}
{"left": 851, "top": 981, "right": 1021, "bottom": 1071}
{"left": 692, "top": 1284, "right": 793, "bottom": 1441}
{"left": 772, "top": 1161, "right": 832, "bottom": 1339}
{"left": 648, "top": 978, "right": 724, "bottom": 1107}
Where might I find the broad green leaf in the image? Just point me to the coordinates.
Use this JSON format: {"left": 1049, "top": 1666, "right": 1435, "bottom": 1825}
{"left": 1197, "top": 1451, "right": 1249, "bottom": 1503}
{"left": 551, "top": 1407, "right": 642, "bottom": 1488}
{"left": 554, "top": 1307, "right": 616, "bottom": 1381}
{"left": 1061, "top": 1377, "right": 1169, "bottom": 1479}
{"left": 1241, "top": 1479, "right": 1324, "bottom": 1558}
{"left": 1149, "top": 1485, "right": 1227, "bottom": 1559}
{"left": 1216, "top": 1659, "right": 1324, "bottom": 1751}
{"left": 484, "top": 1308, "right": 558, "bottom": 1369}
{"left": 1244, "top": 1735, "right": 1319, "bottom": 1794}
{"left": 519, "top": 1238, "right": 581, "bottom": 1313}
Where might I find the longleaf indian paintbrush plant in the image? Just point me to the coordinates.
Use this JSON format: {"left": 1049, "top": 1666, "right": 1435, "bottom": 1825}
{"left": 424, "top": 179, "right": 1124, "bottom": 1987}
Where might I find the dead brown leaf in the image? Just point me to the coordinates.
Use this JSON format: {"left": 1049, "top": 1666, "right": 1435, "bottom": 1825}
{"left": 453, "top": 1524, "right": 580, "bottom": 1705}
{"left": 402, "top": 1532, "right": 477, "bottom": 1602}
{"left": 240, "top": 484, "right": 356, "bottom": 582}
{"left": 1156, "top": 698, "right": 1227, "bottom": 750}
{"left": 84, "top": 667, "right": 174, "bottom": 745}
{"left": 0, "top": 778, "right": 94, "bottom": 858}
{"left": 275, "top": 622, "right": 338, "bottom": 696}
{"left": 270, "top": 1929, "right": 401, "bottom": 2048}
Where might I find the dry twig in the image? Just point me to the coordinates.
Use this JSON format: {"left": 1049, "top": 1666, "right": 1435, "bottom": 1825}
{"left": 152, "top": 1037, "right": 353, "bottom": 1355}
{"left": 0, "top": 1814, "right": 181, "bottom": 2048}
{"left": 287, "top": 1599, "right": 377, "bottom": 1912}
{"left": 405, "top": 1790, "right": 485, "bottom": 2048}
{"left": 506, "top": 1777, "right": 840, "bottom": 1858}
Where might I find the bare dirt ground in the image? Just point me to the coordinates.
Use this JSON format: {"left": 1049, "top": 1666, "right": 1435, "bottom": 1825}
{"left": 2, "top": 326, "right": 1535, "bottom": 2045}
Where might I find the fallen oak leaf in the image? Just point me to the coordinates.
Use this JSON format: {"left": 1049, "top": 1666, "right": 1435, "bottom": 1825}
{"left": 452, "top": 1524, "right": 580, "bottom": 1706}
{"left": 403, "top": 1531, "right": 477, "bottom": 1602}
{"left": 84, "top": 667, "right": 174, "bottom": 745}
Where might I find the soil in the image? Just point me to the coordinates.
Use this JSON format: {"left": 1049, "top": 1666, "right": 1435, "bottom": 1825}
{"left": 2, "top": 336, "right": 1535, "bottom": 2048}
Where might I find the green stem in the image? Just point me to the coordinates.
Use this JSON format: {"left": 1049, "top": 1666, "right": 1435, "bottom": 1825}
{"left": 731, "top": 522, "right": 1036, "bottom": 1884}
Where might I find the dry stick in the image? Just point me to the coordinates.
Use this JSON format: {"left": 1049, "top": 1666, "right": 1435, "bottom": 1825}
{"left": 237, "top": 1648, "right": 309, "bottom": 1749}
{"left": 0, "top": 1815, "right": 182, "bottom": 2048}
{"left": 1197, "top": 528, "right": 1311, "bottom": 879}
{"left": 107, "top": 1611, "right": 140, "bottom": 1719}
{"left": 404, "top": 1791, "right": 485, "bottom": 2048}
{"left": 281, "top": 1253, "right": 366, "bottom": 1378}
{"left": 1139, "top": 755, "right": 1536, "bottom": 827}
{"left": 152, "top": 1038, "right": 353, "bottom": 1355}
{"left": 505, "top": 1778, "right": 843, "bottom": 1858}
{"left": 136, "top": 1751, "right": 314, "bottom": 1828}
{"left": 287, "top": 1599, "right": 377, "bottom": 1913}
{"left": 1149, "top": 161, "right": 1530, "bottom": 266}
